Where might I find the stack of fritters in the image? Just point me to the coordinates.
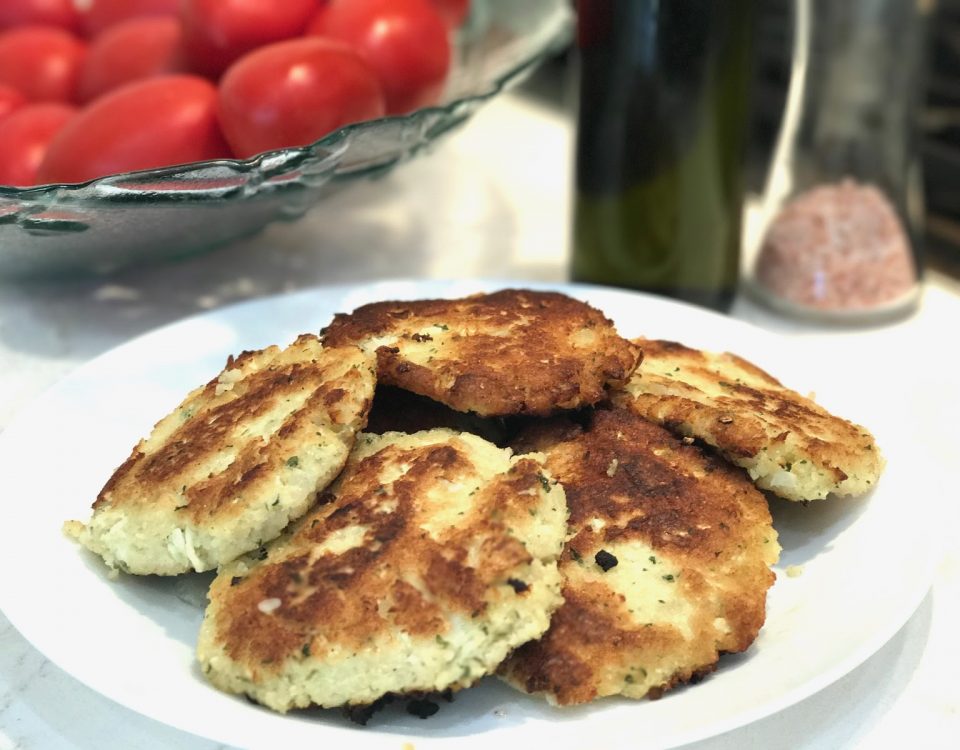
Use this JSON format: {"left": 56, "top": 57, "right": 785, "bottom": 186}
{"left": 66, "top": 288, "right": 883, "bottom": 719}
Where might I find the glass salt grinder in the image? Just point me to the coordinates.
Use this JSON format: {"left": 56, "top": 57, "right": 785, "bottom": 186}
{"left": 747, "top": 0, "right": 931, "bottom": 323}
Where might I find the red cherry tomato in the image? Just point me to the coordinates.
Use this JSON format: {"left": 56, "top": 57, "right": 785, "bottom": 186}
{"left": 81, "top": 0, "right": 180, "bottom": 38}
{"left": 78, "top": 17, "right": 183, "bottom": 103}
{"left": 218, "top": 37, "right": 385, "bottom": 158}
{"left": 428, "top": 0, "right": 470, "bottom": 27}
{"left": 307, "top": 0, "right": 451, "bottom": 115}
{"left": 181, "top": 0, "right": 319, "bottom": 78}
{"left": 0, "top": 83, "right": 26, "bottom": 122}
{"left": 38, "top": 75, "right": 231, "bottom": 184}
{"left": 0, "top": 26, "right": 87, "bottom": 103}
{"left": 0, "top": 0, "right": 80, "bottom": 33}
{"left": 0, "top": 102, "right": 76, "bottom": 186}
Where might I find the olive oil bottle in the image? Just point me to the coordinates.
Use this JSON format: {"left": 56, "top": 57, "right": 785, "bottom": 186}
{"left": 571, "top": 0, "right": 757, "bottom": 311}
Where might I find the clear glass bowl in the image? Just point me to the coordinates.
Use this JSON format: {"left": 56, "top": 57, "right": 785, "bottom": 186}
{"left": 0, "top": 0, "right": 572, "bottom": 279}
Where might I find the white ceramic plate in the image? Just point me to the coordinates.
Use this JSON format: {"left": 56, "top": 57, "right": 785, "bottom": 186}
{"left": 0, "top": 280, "right": 936, "bottom": 750}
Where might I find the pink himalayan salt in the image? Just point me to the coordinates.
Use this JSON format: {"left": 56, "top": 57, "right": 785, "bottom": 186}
{"left": 755, "top": 180, "right": 917, "bottom": 310}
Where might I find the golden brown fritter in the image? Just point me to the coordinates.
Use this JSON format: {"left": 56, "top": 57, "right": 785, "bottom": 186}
{"left": 320, "top": 289, "right": 641, "bottom": 417}
{"left": 64, "top": 335, "right": 376, "bottom": 575}
{"left": 500, "top": 408, "right": 780, "bottom": 706}
{"left": 197, "top": 429, "right": 567, "bottom": 713}
{"left": 612, "top": 338, "right": 884, "bottom": 501}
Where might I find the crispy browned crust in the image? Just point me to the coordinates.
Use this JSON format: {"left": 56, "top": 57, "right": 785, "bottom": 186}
{"left": 96, "top": 334, "right": 372, "bottom": 525}
{"left": 612, "top": 338, "right": 883, "bottom": 500}
{"left": 618, "top": 340, "right": 802, "bottom": 461}
{"left": 501, "top": 408, "right": 778, "bottom": 705}
{"left": 206, "top": 433, "right": 552, "bottom": 674}
{"left": 320, "top": 289, "right": 641, "bottom": 417}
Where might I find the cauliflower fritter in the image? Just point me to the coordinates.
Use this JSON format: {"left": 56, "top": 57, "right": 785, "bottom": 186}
{"left": 65, "top": 335, "right": 375, "bottom": 574}
{"left": 197, "top": 429, "right": 567, "bottom": 713}
{"left": 613, "top": 338, "right": 884, "bottom": 501}
{"left": 320, "top": 289, "right": 641, "bottom": 417}
{"left": 500, "top": 408, "right": 780, "bottom": 705}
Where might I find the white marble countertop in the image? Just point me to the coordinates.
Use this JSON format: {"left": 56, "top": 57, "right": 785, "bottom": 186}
{"left": 1, "top": 90, "right": 958, "bottom": 750}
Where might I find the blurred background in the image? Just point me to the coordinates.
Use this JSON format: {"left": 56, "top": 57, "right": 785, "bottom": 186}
{"left": 752, "top": 0, "right": 960, "bottom": 279}
{"left": 525, "top": 0, "right": 960, "bottom": 278}
{"left": 915, "top": 0, "right": 960, "bottom": 274}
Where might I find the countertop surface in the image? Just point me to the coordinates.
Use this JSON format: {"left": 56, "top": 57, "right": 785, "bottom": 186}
{"left": 1, "top": 89, "right": 958, "bottom": 750}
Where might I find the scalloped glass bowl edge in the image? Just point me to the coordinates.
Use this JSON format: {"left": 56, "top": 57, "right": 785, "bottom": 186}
{"left": 0, "top": 0, "right": 573, "bottom": 279}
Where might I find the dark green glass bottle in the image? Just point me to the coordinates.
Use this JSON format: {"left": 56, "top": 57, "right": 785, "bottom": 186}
{"left": 571, "top": 0, "right": 757, "bottom": 312}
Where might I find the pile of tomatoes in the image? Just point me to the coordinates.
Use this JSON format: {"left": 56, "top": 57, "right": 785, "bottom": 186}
{"left": 0, "top": 0, "right": 470, "bottom": 187}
